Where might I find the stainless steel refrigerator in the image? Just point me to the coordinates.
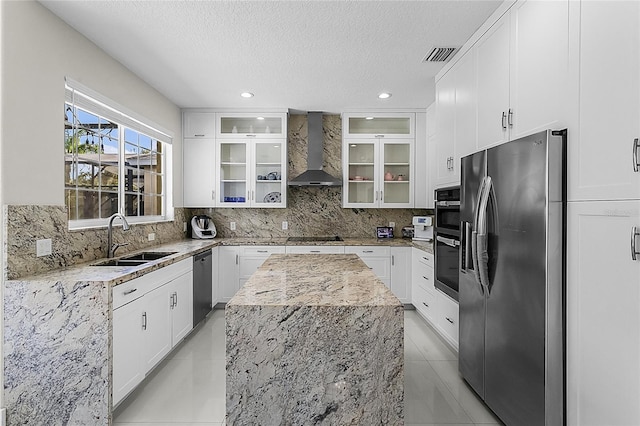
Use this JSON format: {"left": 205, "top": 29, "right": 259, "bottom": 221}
{"left": 459, "top": 129, "right": 566, "bottom": 426}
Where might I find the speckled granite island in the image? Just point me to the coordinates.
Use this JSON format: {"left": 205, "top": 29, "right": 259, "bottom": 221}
{"left": 226, "top": 254, "right": 404, "bottom": 425}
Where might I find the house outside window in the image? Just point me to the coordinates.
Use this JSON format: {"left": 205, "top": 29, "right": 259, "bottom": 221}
{"left": 64, "top": 79, "right": 172, "bottom": 229}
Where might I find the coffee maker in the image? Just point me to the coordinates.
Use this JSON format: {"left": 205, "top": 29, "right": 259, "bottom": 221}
{"left": 191, "top": 215, "right": 217, "bottom": 239}
{"left": 412, "top": 216, "right": 433, "bottom": 241}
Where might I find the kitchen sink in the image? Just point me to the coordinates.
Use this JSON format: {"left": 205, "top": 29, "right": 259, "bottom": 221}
{"left": 92, "top": 259, "right": 148, "bottom": 267}
{"left": 122, "top": 251, "right": 177, "bottom": 261}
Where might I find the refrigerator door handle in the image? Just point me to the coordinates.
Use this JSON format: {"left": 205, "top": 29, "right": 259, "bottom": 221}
{"left": 632, "top": 226, "right": 640, "bottom": 261}
{"left": 471, "top": 177, "right": 487, "bottom": 290}
{"left": 476, "top": 176, "right": 493, "bottom": 294}
{"left": 462, "top": 221, "right": 473, "bottom": 271}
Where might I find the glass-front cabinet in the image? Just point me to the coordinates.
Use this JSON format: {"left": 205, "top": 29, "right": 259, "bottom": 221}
{"left": 343, "top": 113, "right": 415, "bottom": 208}
{"left": 216, "top": 139, "right": 286, "bottom": 208}
{"left": 217, "top": 113, "right": 286, "bottom": 138}
{"left": 343, "top": 113, "right": 414, "bottom": 139}
{"left": 343, "top": 139, "right": 414, "bottom": 208}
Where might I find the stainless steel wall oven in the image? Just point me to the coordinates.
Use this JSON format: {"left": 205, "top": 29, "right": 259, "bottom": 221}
{"left": 434, "top": 186, "right": 460, "bottom": 301}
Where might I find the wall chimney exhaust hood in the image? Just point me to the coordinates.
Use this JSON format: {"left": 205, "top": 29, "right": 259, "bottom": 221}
{"left": 288, "top": 112, "right": 342, "bottom": 187}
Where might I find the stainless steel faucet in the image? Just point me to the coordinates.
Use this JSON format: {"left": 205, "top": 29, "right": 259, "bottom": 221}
{"left": 107, "top": 213, "right": 130, "bottom": 258}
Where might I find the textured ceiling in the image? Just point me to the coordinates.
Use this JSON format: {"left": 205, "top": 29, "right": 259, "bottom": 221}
{"left": 40, "top": 0, "right": 501, "bottom": 112}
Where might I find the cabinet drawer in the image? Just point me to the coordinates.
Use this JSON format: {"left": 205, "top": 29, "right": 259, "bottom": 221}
{"left": 413, "top": 261, "right": 435, "bottom": 292}
{"left": 345, "top": 246, "right": 391, "bottom": 257}
{"left": 437, "top": 291, "right": 459, "bottom": 346}
{"left": 413, "top": 285, "right": 436, "bottom": 323}
{"left": 359, "top": 256, "right": 391, "bottom": 281}
{"left": 416, "top": 250, "right": 434, "bottom": 267}
{"left": 285, "top": 246, "right": 345, "bottom": 254}
{"left": 113, "top": 258, "right": 193, "bottom": 309}
{"left": 240, "top": 246, "right": 285, "bottom": 256}
{"left": 239, "top": 256, "right": 271, "bottom": 278}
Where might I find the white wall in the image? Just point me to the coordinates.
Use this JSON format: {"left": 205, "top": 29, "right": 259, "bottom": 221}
{"left": 1, "top": 0, "right": 183, "bottom": 206}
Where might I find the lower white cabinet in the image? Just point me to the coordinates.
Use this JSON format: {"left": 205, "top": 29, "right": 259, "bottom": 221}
{"left": 113, "top": 259, "right": 193, "bottom": 406}
{"left": 345, "top": 246, "right": 391, "bottom": 288}
{"left": 567, "top": 200, "right": 640, "bottom": 425}
{"left": 390, "top": 247, "right": 411, "bottom": 303}
{"left": 218, "top": 246, "right": 239, "bottom": 303}
{"left": 435, "top": 291, "right": 459, "bottom": 350}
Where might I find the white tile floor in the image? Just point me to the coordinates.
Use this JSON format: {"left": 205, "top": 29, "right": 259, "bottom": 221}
{"left": 114, "top": 309, "right": 502, "bottom": 426}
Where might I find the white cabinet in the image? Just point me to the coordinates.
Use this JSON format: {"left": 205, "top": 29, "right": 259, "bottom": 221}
{"left": 343, "top": 139, "right": 414, "bottom": 208}
{"left": 425, "top": 104, "right": 436, "bottom": 208}
{"left": 183, "top": 111, "right": 216, "bottom": 138}
{"left": 167, "top": 271, "right": 193, "bottom": 344}
{"left": 216, "top": 112, "right": 286, "bottom": 139}
{"left": 238, "top": 246, "right": 285, "bottom": 289}
{"left": 567, "top": 200, "right": 640, "bottom": 425}
{"left": 285, "top": 245, "right": 345, "bottom": 254}
{"left": 216, "top": 139, "right": 287, "bottom": 208}
{"left": 567, "top": 1, "right": 640, "bottom": 201}
{"left": 343, "top": 113, "right": 414, "bottom": 139}
{"left": 476, "top": 0, "right": 569, "bottom": 149}
{"left": 218, "top": 246, "right": 239, "bottom": 303}
{"left": 412, "top": 249, "right": 436, "bottom": 323}
{"left": 183, "top": 138, "right": 216, "bottom": 207}
{"left": 345, "top": 246, "right": 391, "bottom": 288}
{"left": 113, "top": 258, "right": 193, "bottom": 406}
{"left": 435, "top": 291, "right": 459, "bottom": 350}
{"left": 390, "top": 247, "right": 411, "bottom": 304}
{"left": 435, "top": 51, "right": 477, "bottom": 188}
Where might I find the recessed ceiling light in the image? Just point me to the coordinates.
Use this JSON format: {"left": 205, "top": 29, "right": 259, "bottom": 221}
{"left": 365, "top": 117, "right": 374, "bottom": 120}
{"left": 378, "top": 92, "right": 392, "bottom": 99}
{"left": 240, "top": 92, "right": 254, "bottom": 98}
{"left": 257, "top": 116, "right": 265, "bottom": 120}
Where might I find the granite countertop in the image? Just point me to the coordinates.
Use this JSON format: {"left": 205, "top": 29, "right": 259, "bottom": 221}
{"left": 216, "top": 237, "right": 433, "bottom": 252}
{"left": 228, "top": 254, "right": 402, "bottom": 307}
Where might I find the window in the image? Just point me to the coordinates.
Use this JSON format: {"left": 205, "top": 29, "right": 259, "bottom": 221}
{"left": 64, "top": 80, "right": 172, "bottom": 228}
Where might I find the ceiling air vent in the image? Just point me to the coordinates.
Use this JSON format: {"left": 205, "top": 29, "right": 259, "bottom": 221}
{"left": 423, "top": 47, "right": 458, "bottom": 63}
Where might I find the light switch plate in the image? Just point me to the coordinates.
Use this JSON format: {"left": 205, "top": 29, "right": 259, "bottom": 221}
{"left": 282, "top": 221, "right": 288, "bottom": 230}
{"left": 36, "top": 239, "right": 52, "bottom": 257}
{"left": 230, "top": 222, "right": 236, "bottom": 231}
{"left": 183, "top": 222, "right": 187, "bottom": 232}
{"left": 148, "top": 233, "right": 156, "bottom": 241}
{"left": 389, "top": 222, "right": 396, "bottom": 228}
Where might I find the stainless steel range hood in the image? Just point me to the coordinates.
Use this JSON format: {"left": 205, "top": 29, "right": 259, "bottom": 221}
{"left": 288, "top": 112, "right": 342, "bottom": 187}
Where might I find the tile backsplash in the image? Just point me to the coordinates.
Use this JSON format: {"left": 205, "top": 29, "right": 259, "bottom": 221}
{"left": 3, "top": 205, "right": 187, "bottom": 279}
{"left": 189, "top": 114, "right": 431, "bottom": 238}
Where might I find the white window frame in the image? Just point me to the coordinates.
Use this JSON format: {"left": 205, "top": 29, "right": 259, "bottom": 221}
{"left": 65, "top": 79, "right": 174, "bottom": 230}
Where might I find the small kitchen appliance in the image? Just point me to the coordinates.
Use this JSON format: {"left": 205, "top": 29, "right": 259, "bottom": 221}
{"left": 191, "top": 215, "right": 217, "bottom": 239}
{"left": 412, "top": 216, "right": 433, "bottom": 241}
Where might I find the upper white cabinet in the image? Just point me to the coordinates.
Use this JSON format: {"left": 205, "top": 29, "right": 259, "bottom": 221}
{"left": 217, "top": 113, "right": 286, "bottom": 138}
{"left": 567, "top": 1, "right": 640, "bottom": 201}
{"left": 477, "top": 0, "right": 569, "bottom": 149}
{"left": 567, "top": 200, "right": 640, "bottom": 425}
{"left": 183, "top": 111, "right": 216, "bottom": 138}
{"left": 343, "top": 113, "right": 417, "bottom": 208}
{"left": 216, "top": 139, "right": 287, "bottom": 208}
{"left": 425, "top": 104, "right": 436, "bottom": 207}
{"left": 183, "top": 138, "right": 216, "bottom": 207}
{"left": 343, "top": 113, "right": 414, "bottom": 139}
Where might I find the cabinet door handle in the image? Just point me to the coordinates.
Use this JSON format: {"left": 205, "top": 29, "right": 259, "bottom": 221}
{"left": 632, "top": 226, "right": 640, "bottom": 261}
{"left": 423, "top": 276, "right": 430, "bottom": 281}
{"left": 142, "top": 312, "right": 147, "bottom": 330}
{"left": 380, "top": 191, "right": 384, "bottom": 201}
{"left": 508, "top": 108, "right": 513, "bottom": 127}
{"left": 174, "top": 292, "right": 178, "bottom": 307}
{"left": 194, "top": 134, "right": 205, "bottom": 137}
{"left": 446, "top": 317, "right": 454, "bottom": 324}
{"left": 392, "top": 255, "right": 395, "bottom": 266}
{"left": 212, "top": 190, "right": 215, "bottom": 200}
{"left": 123, "top": 288, "right": 137, "bottom": 296}
{"left": 633, "top": 138, "right": 639, "bottom": 173}
{"left": 235, "top": 254, "right": 239, "bottom": 264}
{"left": 257, "top": 250, "right": 268, "bottom": 253}
{"left": 374, "top": 134, "right": 385, "bottom": 138}
{"left": 422, "top": 302, "right": 429, "bottom": 308}
{"left": 310, "top": 250, "right": 321, "bottom": 253}
{"left": 246, "top": 134, "right": 257, "bottom": 137}
{"left": 501, "top": 111, "right": 507, "bottom": 130}
{"left": 375, "top": 191, "right": 378, "bottom": 201}
{"left": 362, "top": 250, "right": 374, "bottom": 253}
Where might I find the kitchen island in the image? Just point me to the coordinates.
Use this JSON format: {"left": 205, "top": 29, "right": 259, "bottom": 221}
{"left": 226, "top": 254, "right": 404, "bottom": 425}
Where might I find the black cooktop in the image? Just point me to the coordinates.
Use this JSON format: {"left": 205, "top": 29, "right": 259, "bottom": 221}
{"left": 286, "top": 236, "right": 344, "bottom": 242}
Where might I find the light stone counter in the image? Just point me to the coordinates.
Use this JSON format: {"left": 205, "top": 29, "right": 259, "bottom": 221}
{"left": 226, "top": 254, "right": 404, "bottom": 425}
{"left": 3, "top": 239, "right": 218, "bottom": 426}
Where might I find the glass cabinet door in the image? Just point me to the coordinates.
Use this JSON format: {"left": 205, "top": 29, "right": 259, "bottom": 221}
{"left": 381, "top": 141, "right": 412, "bottom": 206}
{"left": 344, "top": 113, "right": 414, "bottom": 138}
{"left": 217, "top": 142, "right": 249, "bottom": 206}
{"left": 217, "top": 113, "right": 285, "bottom": 138}
{"left": 252, "top": 141, "right": 285, "bottom": 207}
{"left": 345, "top": 142, "right": 377, "bottom": 205}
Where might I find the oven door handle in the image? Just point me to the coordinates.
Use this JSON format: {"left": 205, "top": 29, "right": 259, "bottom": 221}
{"left": 436, "top": 235, "right": 460, "bottom": 247}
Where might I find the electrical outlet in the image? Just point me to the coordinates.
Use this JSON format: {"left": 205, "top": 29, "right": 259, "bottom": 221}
{"left": 36, "top": 239, "right": 52, "bottom": 257}
{"left": 230, "top": 221, "right": 236, "bottom": 231}
{"left": 389, "top": 222, "right": 396, "bottom": 228}
{"left": 148, "top": 233, "right": 156, "bottom": 241}
{"left": 282, "top": 221, "right": 288, "bottom": 230}
{"left": 183, "top": 222, "right": 187, "bottom": 232}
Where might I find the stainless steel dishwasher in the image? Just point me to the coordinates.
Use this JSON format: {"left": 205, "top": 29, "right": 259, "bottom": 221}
{"left": 193, "top": 250, "right": 213, "bottom": 326}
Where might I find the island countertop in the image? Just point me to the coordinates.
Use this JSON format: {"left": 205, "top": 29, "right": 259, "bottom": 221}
{"left": 228, "top": 253, "right": 402, "bottom": 307}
